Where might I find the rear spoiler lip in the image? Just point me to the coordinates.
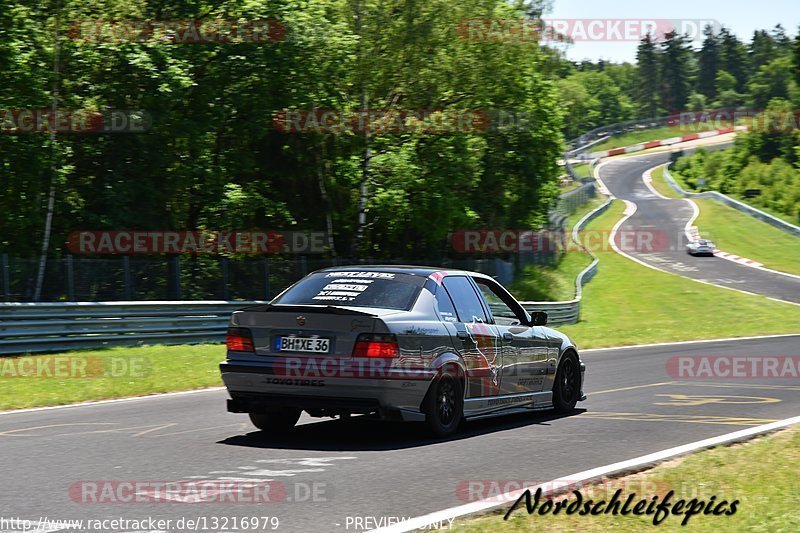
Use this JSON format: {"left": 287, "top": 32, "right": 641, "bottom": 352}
{"left": 235, "top": 303, "right": 382, "bottom": 317}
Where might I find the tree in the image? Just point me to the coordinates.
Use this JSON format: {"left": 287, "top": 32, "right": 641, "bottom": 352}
{"left": 719, "top": 27, "right": 750, "bottom": 93}
{"left": 687, "top": 92, "right": 707, "bottom": 111}
{"left": 747, "top": 56, "right": 793, "bottom": 108}
{"left": 749, "top": 29, "right": 777, "bottom": 71}
{"left": 558, "top": 71, "right": 632, "bottom": 136}
{"left": 604, "top": 62, "right": 638, "bottom": 104}
{"left": 698, "top": 25, "right": 721, "bottom": 99}
{"left": 771, "top": 24, "right": 793, "bottom": 53}
{"left": 713, "top": 70, "right": 743, "bottom": 108}
{"left": 635, "top": 34, "right": 660, "bottom": 117}
{"left": 794, "top": 26, "right": 800, "bottom": 88}
{"left": 659, "top": 31, "right": 693, "bottom": 112}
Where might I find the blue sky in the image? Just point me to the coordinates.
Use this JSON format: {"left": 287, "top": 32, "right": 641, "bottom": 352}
{"left": 547, "top": 0, "right": 799, "bottom": 62}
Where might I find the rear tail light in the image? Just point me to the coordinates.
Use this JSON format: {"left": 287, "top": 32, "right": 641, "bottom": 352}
{"left": 352, "top": 333, "right": 400, "bottom": 359}
{"left": 226, "top": 327, "right": 255, "bottom": 352}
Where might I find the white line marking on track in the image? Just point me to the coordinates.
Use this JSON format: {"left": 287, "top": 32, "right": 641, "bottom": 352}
{"left": 683, "top": 198, "right": 700, "bottom": 243}
{"left": 641, "top": 166, "right": 670, "bottom": 200}
{"left": 367, "top": 415, "right": 800, "bottom": 533}
{"left": 579, "top": 333, "right": 800, "bottom": 353}
{"left": 0, "top": 387, "right": 226, "bottom": 416}
{"left": 767, "top": 297, "right": 800, "bottom": 307}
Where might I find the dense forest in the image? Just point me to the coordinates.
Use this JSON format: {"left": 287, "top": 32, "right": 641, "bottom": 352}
{"left": 0, "top": 0, "right": 565, "bottom": 262}
{"left": 560, "top": 24, "right": 800, "bottom": 137}
{"left": 1, "top": 0, "right": 799, "bottom": 266}
{"left": 656, "top": 27, "right": 800, "bottom": 224}
{"left": 673, "top": 103, "right": 800, "bottom": 224}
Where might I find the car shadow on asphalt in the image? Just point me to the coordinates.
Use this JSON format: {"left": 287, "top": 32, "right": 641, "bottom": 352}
{"left": 218, "top": 408, "right": 586, "bottom": 451}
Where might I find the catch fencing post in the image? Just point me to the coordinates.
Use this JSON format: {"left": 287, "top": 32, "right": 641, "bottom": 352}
{"left": 1, "top": 253, "right": 9, "bottom": 302}
{"left": 122, "top": 256, "right": 132, "bottom": 300}
{"left": 221, "top": 257, "right": 229, "bottom": 300}
{"left": 65, "top": 254, "right": 75, "bottom": 301}
{"left": 263, "top": 257, "right": 270, "bottom": 300}
{"left": 170, "top": 256, "right": 182, "bottom": 300}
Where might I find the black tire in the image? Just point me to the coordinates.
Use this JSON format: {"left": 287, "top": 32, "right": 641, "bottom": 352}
{"left": 552, "top": 352, "right": 580, "bottom": 413}
{"left": 248, "top": 408, "right": 302, "bottom": 432}
{"left": 424, "top": 373, "right": 464, "bottom": 437}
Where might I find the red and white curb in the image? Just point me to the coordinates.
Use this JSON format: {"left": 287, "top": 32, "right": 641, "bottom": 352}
{"left": 682, "top": 196, "right": 764, "bottom": 268}
{"left": 590, "top": 126, "right": 745, "bottom": 159}
{"left": 712, "top": 250, "right": 763, "bottom": 267}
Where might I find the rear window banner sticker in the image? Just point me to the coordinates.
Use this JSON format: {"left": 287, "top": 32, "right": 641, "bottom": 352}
{"left": 321, "top": 284, "right": 369, "bottom": 292}
{"left": 324, "top": 272, "right": 395, "bottom": 279}
{"left": 312, "top": 290, "right": 360, "bottom": 301}
{"left": 313, "top": 280, "right": 376, "bottom": 301}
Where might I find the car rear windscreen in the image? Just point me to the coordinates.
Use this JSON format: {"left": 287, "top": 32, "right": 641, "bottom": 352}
{"left": 272, "top": 271, "right": 426, "bottom": 310}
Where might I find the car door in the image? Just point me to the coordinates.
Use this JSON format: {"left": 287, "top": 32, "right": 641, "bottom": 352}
{"left": 471, "top": 277, "right": 549, "bottom": 394}
{"left": 439, "top": 276, "right": 503, "bottom": 399}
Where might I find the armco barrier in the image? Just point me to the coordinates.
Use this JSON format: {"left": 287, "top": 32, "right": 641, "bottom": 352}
{"left": 0, "top": 301, "right": 264, "bottom": 355}
{"left": 0, "top": 213, "right": 614, "bottom": 355}
{"left": 663, "top": 166, "right": 800, "bottom": 238}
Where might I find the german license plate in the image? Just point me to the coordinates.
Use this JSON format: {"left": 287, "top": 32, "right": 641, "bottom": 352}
{"left": 275, "top": 336, "right": 330, "bottom": 354}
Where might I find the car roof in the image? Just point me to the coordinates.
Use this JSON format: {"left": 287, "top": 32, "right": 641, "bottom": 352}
{"left": 315, "top": 265, "right": 491, "bottom": 279}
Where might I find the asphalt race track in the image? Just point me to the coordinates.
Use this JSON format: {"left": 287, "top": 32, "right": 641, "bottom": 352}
{"left": 2, "top": 335, "right": 800, "bottom": 532}
{"left": 596, "top": 151, "right": 800, "bottom": 303}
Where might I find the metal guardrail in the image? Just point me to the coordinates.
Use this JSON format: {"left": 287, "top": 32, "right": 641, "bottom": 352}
{"left": 663, "top": 166, "right": 800, "bottom": 238}
{"left": 1, "top": 217, "right": 613, "bottom": 355}
{"left": 0, "top": 301, "right": 265, "bottom": 355}
{"left": 566, "top": 112, "right": 717, "bottom": 155}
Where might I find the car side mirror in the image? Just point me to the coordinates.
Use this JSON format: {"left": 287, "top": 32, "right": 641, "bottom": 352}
{"left": 530, "top": 311, "right": 547, "bottom": 326}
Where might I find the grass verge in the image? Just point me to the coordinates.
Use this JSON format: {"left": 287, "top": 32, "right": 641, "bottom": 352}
{"left": 693, "top": 198, "right": 800, "bottom": 276}
{"left": 651, "top": 166, "right": 800, "bottom": 275}
{"left": 648, "top": 164, "right": 681, "bottom": 199}
{"left": 452, "top": 424, "right": 800, "bottom": 532}
{"left": 0, "top": 344, "right": 224, "bottom": 410}
{"left": 570, "top": 163, "right": 592, "bottom": 180}
{"left": 510, "top": 251, "right": 591, "bottom": 302}
{"left": 557, "top": 201, "right": 800, "bottom": 348}
{"left": 509, "top": 196, "right": 604, "bottom": 301}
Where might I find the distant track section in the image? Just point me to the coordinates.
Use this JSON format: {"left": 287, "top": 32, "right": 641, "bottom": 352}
{"left": 589, "top": 126, "right": 745, "bottom": 158}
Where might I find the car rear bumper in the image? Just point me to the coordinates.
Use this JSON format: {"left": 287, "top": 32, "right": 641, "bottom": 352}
{"left": 220, "top": 360, "right": 434, "bottom": 421}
